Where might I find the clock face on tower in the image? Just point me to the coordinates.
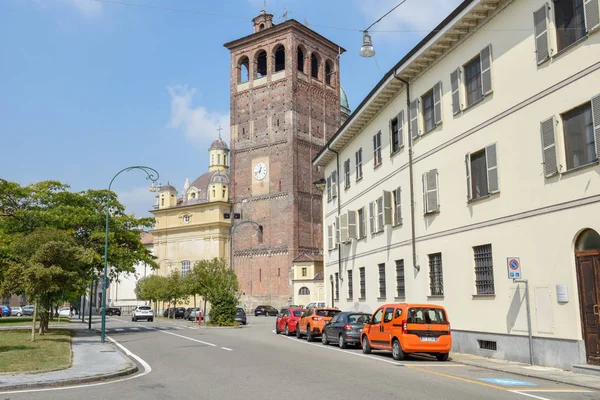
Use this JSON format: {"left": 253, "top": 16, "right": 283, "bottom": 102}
{"left": 253, "top": 162, "right": 267, "bottom": 181}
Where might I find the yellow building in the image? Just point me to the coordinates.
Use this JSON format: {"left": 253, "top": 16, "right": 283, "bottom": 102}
{"left": 151, "top": 138, "right": 231, "bottom": 295}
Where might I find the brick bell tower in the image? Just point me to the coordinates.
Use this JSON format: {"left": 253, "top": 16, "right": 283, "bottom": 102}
{"left": 224, "top": 11, "right": 345, "bottom": 308}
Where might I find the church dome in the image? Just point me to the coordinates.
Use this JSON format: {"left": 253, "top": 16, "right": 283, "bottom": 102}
{"left": 340, "top": 87, "right": 351, "bottom": 115}
{"left": 187, "top": 170, "right": 230, "bottom": 204}
{"left": 209, "top": 137, "right": 229, "bottom": 151}
{"left": 159, "top": 183, "right": 177, "bottom": 193}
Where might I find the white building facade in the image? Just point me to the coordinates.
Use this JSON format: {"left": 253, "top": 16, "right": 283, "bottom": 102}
{"left": 314, "top": 0, "right": 600, "bottom": 370}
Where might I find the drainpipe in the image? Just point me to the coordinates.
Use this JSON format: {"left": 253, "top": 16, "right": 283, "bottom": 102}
{"left": 393, "top": 72, "right": 419, "bottom": 273}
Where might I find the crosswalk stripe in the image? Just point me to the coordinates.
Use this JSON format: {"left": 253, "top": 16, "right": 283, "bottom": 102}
{"left": 115, "top": 328, "right": 125, "bottom": 332}
{"left": 131, "top": 327, "right": 140, "bottom": 331}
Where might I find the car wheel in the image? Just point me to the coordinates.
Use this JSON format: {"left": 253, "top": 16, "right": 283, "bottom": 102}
{"left": 275, "top": 323, "right": 280, "bottom": 334}
{"left": 339, "top": 334, "right": 347, "bottom": 349}
{"left": 436, "top": 352, "right": 449, "bottom": 361}
{"left": 321, "top": 331, "right": 328, "bottom": 345}
{"left": 306, "top": 325, "right": 313, "bottom": 342}
{"left": 362, "top": 335, "right": 371, "bottom": 354}
{"left": 285, "top": 324, "right": 290, "bottom": 336}
{"left": 17, "top": 313, "right": 22, "bottom": 317}
{"left": 133, "top": 317, "right": 137, "bottom": 322}
{"left": 392, "top": 339, "right": 405, "bottom": 361}
{"left": 296, "top": 326, "right": 302, "bottom": 339}
{"left": 150, "top": 318, "right": 154, "bottom": 322}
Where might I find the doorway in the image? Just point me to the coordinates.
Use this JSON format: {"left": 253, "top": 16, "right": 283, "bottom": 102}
{"left": 575, "top": 229, "right": 600, "bottom": 365}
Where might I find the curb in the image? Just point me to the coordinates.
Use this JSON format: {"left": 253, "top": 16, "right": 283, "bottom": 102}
{"left": 450, "top": 356, "right": 600, "bottom": 392}
{"left": 197, "top": 325, "right": 245, "bottom": 329}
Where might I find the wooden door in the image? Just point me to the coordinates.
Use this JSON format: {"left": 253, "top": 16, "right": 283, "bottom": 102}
{"left": 576, "top": 253, "right": 600, "bottom": 365}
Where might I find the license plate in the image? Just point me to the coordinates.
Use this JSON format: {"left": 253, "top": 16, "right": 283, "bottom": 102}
{"left": 420, "top": 337, "right": 437, "bottom": 342}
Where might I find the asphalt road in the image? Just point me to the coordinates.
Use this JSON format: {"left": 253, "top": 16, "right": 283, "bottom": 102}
{"left": 3, "top": 316, "right": 598, "bottom": 400}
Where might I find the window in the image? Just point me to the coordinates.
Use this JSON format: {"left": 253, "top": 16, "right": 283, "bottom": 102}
{"left": 357, "top": 207, "right": 366, "bottom": 239}
{"left": 222, "top": 188, "right": 226, "bottom": 198}
{"left": 376, "top": 197, "right": 384, "bottom": 232}
{"left": 183, "top": 215, "right": 191, "bottom": 224}
{"left": 562, "top": 103, "right": 596, "bottom": 170}
{"left": 422, "top": 90, "right": 435, "bottom": 132}
{"left": 347, "top": 270, "right": 353, "bottom": 299}
{"left": 299, "top": 287, "right": 310, "bottom": 295}
{"left": 555, "top": 0, "right": 586, "bottom": 52}
{"left": 359, "top": 267, "right": 366, "bottom": 300}
{"left": 325, "top": 60, "right": 334, "bottom": 85}
{"left": 474, "top": 244, "right": 495, "bottom": 295}
{"left": 224, "top": 155, "right": 228, "bottom": 166}
{"left": 327, "top": 225, "right": 333, "bottom": 250}
{"left": 297, "top": 47, "right": 305, "bottom": 72}
{"left": 161, "top": 198, "right": 164, "bottom": 206}
{"left": 217, "top": 154, "right": 221, "bottom": 164}
{"left": 191, "top": 193, "right": 196, "bottom": 199}
{"left": 311, "top": 53, "right": 319, "bottom": 79}
{"left": 465, "top": 56, "right": 483, "bottom": 106}
{"left": 212, "top": 154, "right": 215, "bottom": 165}
{"left": 256, "top": 50, "right": 267, "bottom": 78}
{"left": 277, "top": 268, "right": 280, "bottom": 278}
{"left": 378, "top": 263, "right": 386, "bottom": 298}
{"left": 355, "top": 148, "right": 363, "bottom": 180}
{"left": 331, "top": 171, "right": 338, "bottom": 199}
{"left": 383, "top": 307, "right": 394, "bottom": 323}
{"left": 369, "top": 202, "right": 375, "bottom": 234}
{"left": 466, "top": 144, "right": 498, "bottom": 201}
{"left": 428, "top": 253, "right": 444, "bottom": 296}
{"left": 181, "top": 261, "right": 191, "bottom": 277}
{"left": 393, "top": 187, "right": 402, "bottom": 226}
{"left": 372, "top": 308, "right": 383, "bottom": 324}
{"left": 390, "top": 116, "right": 400, "bottom": 154}
{"left": 373, "top": 131, "right": 382, "bottom": 167}
{"left": 274, "top": 45, "right": 285, "bottom": 72}
{"left": 423, "top": 169, "right": 439, "bottom": 214}
{"left": 395, "top": 260, "right": 405, "bottom": 298}
{"left": 326, "top": 175, "right": 331, "bottom": 202}
{"left": 239, "top": 56, "right": 249, "bottom": 83}
{"left": 302, "top": 267, "right": 307, "bottom": 277}
{"left": 334, "top": 273, "right": 339, "bottom": 300}
{"left": 344, "top": 159, "right": 351, "bottom": 189}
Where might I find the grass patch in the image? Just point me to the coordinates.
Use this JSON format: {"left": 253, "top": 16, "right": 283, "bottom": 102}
{"left": 0, "top": 317, "right": 71, "bottom": 326}
{"left": 0, "top": 329, "right": 72, "bottom": 373}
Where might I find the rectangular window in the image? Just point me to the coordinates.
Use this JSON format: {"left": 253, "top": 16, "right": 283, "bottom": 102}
{"left": 302, "top": 267, "right": 307, "bottom": 277}
{"left": 278, "top": 268, "right": 280, "bottom": 278}
{"left": 378, "top": 263, "right": 386, "bottom": 298}
{"left": 217, "top": 154, "right": 221, "bottom": 164}
{"left": 422, "top": 90, "right": 435, "bottom": 132}
{"left": 393, "top": 187, "right": 402, "bottom": 226}
{"left": 562, "top": 103, "right": 596, "bottom": 170}
{"left": 376, "top": 197, "right": 384, "bottom": 232}
{"left": 423, "top": 169, "right": 439, "bottom": 214}
{"left": 474, "top": 244, "right": 495, "bottom": 295}
{"left": 391, "top": 117, "right": 400, "bottom": 153}
{"left": 344, "top": 159, "right": 351, "bottom": 189}
{"left": 331, "top": 171, "right": 338, "bottom": 199}
{"left": 470, "top": 150, "right": 488, "bottom": 198}
{"left": 428, "top": 253, "right": 444, "bottom": 296}
{"left": 373, "top": 131, "right": 382, "bottom": 167}
{"left": 347, "top": 270, "right": 353, "bottom": 299}
{"left": 464, "top": 56, "right": 483, "bottom": 106}
{"left": 355, "top": 148, "right": 363, "bottom": 180}
{"left": 395, "top": 260, "right": 405, "bottom": 298}
{"left": 555, "top": 0, "right": 586, "bottom": 52}
{"left": 358, "top": 207, "right": 366, "bottom": 239}
{"left": 335, "top": 272, "right": 339, "bottom": 300}
{"left": 327, "top": 225, "right": 333, "bottom": 250}
{"left": 467, "top": 144, "right": 499, "bottom": 201}
{"left": 326, "top": 176, "right": 332, "bottom": 202}
{"left": 181, "top": 260, "right": 191, "bottom": 277}
{"left": 359, "top": 267, "right": 366, "bottom": 300}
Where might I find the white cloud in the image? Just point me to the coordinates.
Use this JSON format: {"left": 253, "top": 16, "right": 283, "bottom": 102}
{"left": 116, "top": 186, "right": 158, "bottom": 218}
{"left": 62, "top": 0, "right": 102, "bottom": 16}
{"left": 167, "top": 85, "right": 230, "bottom": 147}
{"left": 359, "top": 0, "right": 463, "bottom": 41}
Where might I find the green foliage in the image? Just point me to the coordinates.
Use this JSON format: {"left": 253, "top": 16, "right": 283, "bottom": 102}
{"left": 193, "top": 258, "right": 239, "bottom": 326}
{"left": 135, "top": 275, "right": 168, "bottom": 303}
{"left": 208, "top": 290, "right": 238, "bottom": 326}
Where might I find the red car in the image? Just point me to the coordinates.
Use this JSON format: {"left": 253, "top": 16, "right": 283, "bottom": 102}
{"left": 276, "top": 307, "right": 304, "bottom": 336}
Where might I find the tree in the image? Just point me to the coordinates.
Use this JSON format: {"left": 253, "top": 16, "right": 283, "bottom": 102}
{"left": 135, "top": 275, "right": 167, "bottom": 316}
{"left": 192, "top": 258, "right": 240, "bottom": 326}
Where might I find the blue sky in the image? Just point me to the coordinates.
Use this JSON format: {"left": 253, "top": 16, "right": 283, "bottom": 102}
{"left": 0, "top": 0, "right": 462, "bottom": 217}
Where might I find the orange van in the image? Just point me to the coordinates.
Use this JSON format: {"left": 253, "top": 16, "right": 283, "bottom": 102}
{"left": 360, "top": 303, "right": 451, "bottom": 361}
{"left": 296, "top": 307, "right": 341, "bottom": 342}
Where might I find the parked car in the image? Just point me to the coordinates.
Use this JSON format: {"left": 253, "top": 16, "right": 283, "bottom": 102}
{"left": 296, "top": 307, "right": 341, "bottom": 341}
{"left": 22, "top": 305, "right": 35, "bottom": 316}
{"left": 1, "top": 305, "right": 11, "bottom": 317}
{"left": 10, "top": 307, "right": 24, "bottom": 317}
{"left": 168, "top": 307, "right": 186, "bottom": 319}
{"left": 162, "top": 308, "right": 172, "bottom": 317}
{"left": 321, "top": 312, "right": 371, "bottom": 348}
{"left": 187, "top": 308, "right": 204, "bottom": 321}
{"left": 107, "top": 307, "right": 121, "bottom": 316}
{"left": 360, "top": 303, "right": 452, "bottom": 361}
{"left": 235, "top": 308, "right": 247, "bottom": 325}
{"left": 254, "top": 305, "right": 278, "bottom": 316}
{"left": 132, "top": 306, "right": 154, "bottom": 322}
{"left": 57, "top": 307, "right": 71, "bottom": 317}
{"left": 275, "top": 307, "right": 304, "bottom": 336}
{"left": 305, "top": 301, "right": 326, "bottom": 309}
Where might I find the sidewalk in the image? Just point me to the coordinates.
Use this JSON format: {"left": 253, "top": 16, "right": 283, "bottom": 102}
{"left": 450, "top": 352, "right": 600, "bottom": 391}
{"left": 0, "top": 327, "right": 137, "bottom": 391}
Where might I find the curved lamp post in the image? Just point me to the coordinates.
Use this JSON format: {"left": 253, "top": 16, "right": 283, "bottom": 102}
{"left": 101, "top": 166, "right": 159, "bottom": 343}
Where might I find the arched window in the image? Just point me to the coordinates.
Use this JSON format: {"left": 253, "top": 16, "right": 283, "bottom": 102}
{"left": 325, "top": 60, "right": 334, "bottom": 86}
{"left": 274, "top": 45, "right": 285, "bottom": 72}
{"left": 297, "top": 47, "right": 305, "bottom": 73}
{"left": 181, "top": 261, "right": 191, "bottom": 277}
{"left": 259, "top": 23, "right": 265, "bottom": 31}
{"left": 299, "top": 287, "right": 310, "bottom": 295}
{"left": 239, "top": 56, "right": 249, "bottom": 83}
{"left": 311, "top": 53, "right": 320, "bottom": 80}
{"left": 256, "top": 50, "right": 267, "bottom": 78}
{"left": 576, "top": 229, "right": 600, "bottom": 251}
{"left": 191, "top": 193, "right": 196, "bottom": 199}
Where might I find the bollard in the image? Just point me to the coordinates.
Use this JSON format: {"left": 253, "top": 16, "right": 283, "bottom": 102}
{"left": 198, "top": 310, "right": 202, "bottom": 326}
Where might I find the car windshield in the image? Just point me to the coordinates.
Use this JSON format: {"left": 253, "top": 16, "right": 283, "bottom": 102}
{"left": 407, "top": 308, "right": 448, "bottom": 324}
{"left": 266, "top": 306, "right": 277, "bottom": 311}
{"left": 316, "top": 309, "right": 340, "bottom": 317}
{"left": 237, "top": 308, "right": 244, "bottom": 313}
{"left": 293, "top": 310, "right": 303, "bottom": 317}
{"left": 138, "top": 306, "right": 151, "bottom": 310}
{"left": 347, "top": 313, "right": 370, "bottom": 324}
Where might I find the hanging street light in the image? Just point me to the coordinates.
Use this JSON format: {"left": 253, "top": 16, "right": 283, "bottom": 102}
{"left": 360, "top": 31, "right": 376, "bottom": 58}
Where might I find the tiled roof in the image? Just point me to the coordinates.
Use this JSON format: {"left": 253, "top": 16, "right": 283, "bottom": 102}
{"left": 140, "top": 231, "right": 154, "bottom": 245}
{"left": 293, "top": 254, "right": 323, "bottom": 263}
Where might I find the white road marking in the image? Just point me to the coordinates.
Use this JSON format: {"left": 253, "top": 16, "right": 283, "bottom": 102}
{"left": 510, "top": 391, "right": 551, "bottom": 400}
{"left": 115, "top": 328, "right": 125, "bottom": 332}
{"left": 0, "top": 335, "right": 151, "bottom": 395}
{"left": 108, "top": 316, "right": 128, "bottom": 323}
{"left": 130, "top": 327, "right": 140, "bottom": 331}
{"left": 221, "top": 347, "right": 233, "bottom": 351}
{"left": 159, "top": 330, "right": 217, "bottom": 347}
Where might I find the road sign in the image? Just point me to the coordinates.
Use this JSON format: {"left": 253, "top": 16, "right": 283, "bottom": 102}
{"left": 507, "top": 257, "right": 521, "bottom": 279}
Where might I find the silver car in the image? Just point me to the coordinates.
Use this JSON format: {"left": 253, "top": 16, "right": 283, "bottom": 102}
{"left": 132, "top": 306, "right": 154, "bottom": 322}
{"left": 10, "top": 307, "right": 23, "bottom": 317}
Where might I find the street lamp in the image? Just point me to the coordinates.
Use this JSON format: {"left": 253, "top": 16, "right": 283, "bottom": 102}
{"left": 359, "top": 31, "right": 375, "bottom": 58}
{"left": 101, "top": 166, "right": 159, "bottom": 343}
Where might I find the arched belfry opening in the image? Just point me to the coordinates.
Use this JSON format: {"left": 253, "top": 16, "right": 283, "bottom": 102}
{"left": 325, "top": 60, "right": 334, "bottom": 86}
{"left": 256, "top": 50, "right": 267, "bottom": 78}
{"left": 574, "top": 228, "right": 600, "bottom": 365}
{"left": 297, "top": 46, "right": 305, "bottom": 73}
{"left": 311, "top": 53, "right": 320, "bottom": 80}
{"left": 274, "top": 45, "right": 285, "bottom": 72}
{"left": 239, "top": 56, "right": 249, "bottom": 83}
